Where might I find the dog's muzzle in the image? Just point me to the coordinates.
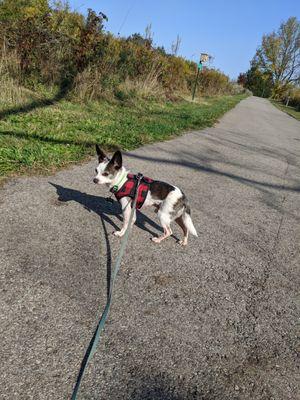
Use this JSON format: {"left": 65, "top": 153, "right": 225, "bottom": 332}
{"left": 93, "top": 178, "right": 99, "bottom": 184}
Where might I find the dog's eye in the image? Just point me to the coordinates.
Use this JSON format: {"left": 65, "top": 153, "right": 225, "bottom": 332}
{"left": 103, "top": 172, "right": 109, "bottom": 176}
{"left": 95, "top": 168, "right": 97, "bottom": 173}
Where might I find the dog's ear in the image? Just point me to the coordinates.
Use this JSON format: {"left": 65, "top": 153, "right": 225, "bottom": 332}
{"left": 96, "top": 145, "right": 107, "bottom": 163}
{"left": 110, "top": 150, "right": 122, "bottom": 170}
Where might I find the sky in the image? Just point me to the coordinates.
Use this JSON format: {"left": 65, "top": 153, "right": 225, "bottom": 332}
{"left": 67, "top": 0, "right": 300, "bottom": 80}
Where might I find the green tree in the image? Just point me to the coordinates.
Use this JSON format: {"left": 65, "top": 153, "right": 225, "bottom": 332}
{"left": 50, "top": 1, "right": 84, "bottom": 41}
{"left": 244, "top": 66, "right": 273, "bottom": 97}
{"left": 253, "top": 17, "right": 300, "bottom": 97}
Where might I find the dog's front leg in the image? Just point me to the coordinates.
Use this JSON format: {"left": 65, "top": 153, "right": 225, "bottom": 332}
{"left": 113, "top": 198, "right": 135, "bottom": 237}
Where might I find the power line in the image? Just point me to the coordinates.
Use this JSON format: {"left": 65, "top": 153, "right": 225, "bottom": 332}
{"left": 117, "top": 0, "right": 136, "bottom": 36}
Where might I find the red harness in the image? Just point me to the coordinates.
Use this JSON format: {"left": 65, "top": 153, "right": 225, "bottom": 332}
{"left": 110, "top": 173, "right": 153, "bottom": 209}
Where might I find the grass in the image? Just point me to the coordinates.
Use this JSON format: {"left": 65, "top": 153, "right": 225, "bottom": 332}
{"left": 0, "top": 94, "right": 247, "bottom": 184}
{"left": 271, "top": 100, "right": 300, "bottom": 121}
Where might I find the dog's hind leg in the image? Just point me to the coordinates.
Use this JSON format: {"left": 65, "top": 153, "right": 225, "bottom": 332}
{"left": 175, "top": 215, "right": 188, "bottom": 246}
{"left": 151, "top": 212, "right": 172, "bottom": 243}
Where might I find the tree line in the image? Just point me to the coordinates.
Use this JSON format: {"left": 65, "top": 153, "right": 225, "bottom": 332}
{"left": 238, "top": 17, "right": 300, "bottom": 110}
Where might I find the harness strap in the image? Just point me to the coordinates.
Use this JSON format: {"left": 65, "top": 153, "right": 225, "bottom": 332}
{"left": 111, "top": 173, "right": 152, "bottom": 209}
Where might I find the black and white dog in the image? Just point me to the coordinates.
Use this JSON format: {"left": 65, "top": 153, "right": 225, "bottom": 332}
{"left": 93, "top": 145, "right": 197, "bottom": 246}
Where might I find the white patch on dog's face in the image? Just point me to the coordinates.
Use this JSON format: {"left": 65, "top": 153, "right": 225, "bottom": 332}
{"left": 93, "top": 147, "right": 123, "bottom": 185}
{"left": 94, "top": 160, "right": 114, "bottom": 185}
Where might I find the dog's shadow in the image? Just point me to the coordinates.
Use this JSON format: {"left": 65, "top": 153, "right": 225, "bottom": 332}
{"left": 50, "top": 182, "right": 168, "bottom": 298}
{"left": 49, "top": 182, "right": 164, "bottom": 238}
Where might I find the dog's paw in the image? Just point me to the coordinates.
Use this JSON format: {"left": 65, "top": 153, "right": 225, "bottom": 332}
{"left": 113, "top": 230, "right": 124, "bottom": 237}
{"left": 151, "top": 237, "right": 161, "bottom": 243}
{"left": 178, "top": 239, "right": 187, "bottom": 246}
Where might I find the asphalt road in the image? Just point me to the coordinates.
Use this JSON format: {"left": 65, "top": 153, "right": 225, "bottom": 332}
{"left": 1, "top": 96, "right": 299, "bottom": 400}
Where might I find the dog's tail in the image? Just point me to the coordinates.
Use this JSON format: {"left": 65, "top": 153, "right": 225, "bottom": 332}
{"left": 183, "top": 206, "right": 198, "bottom": 237}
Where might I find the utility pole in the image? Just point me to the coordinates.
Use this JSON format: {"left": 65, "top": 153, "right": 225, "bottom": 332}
{"left": 192, "top": 53, "right": 210, "bottom": 101}
{"left": 192, "top": 62, "right": 202, "bottom": 101}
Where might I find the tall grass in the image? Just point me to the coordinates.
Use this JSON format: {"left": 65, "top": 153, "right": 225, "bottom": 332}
{"left": 0, "top": 3, "right": 247, "bottom": 103}
{"left": 0, "top": 46, "right": 32, "bottom": 106}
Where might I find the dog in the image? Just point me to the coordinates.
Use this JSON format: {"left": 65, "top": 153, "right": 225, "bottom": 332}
{"left": 93, "top": 145, "right": 198, "bottom": 245}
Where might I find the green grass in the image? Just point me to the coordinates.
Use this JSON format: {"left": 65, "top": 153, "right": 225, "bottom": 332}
{"left": 0, "top": 94, "right": 247, "bottom": 183}
{"left": 271, "top": 100, "right": 300, "bottom": 121}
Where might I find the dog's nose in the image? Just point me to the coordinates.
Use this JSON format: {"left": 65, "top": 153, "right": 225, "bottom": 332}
{"left": 93, "top": 178, "right": 99, "bottom": 184}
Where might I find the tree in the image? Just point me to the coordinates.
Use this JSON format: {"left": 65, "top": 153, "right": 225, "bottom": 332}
{"left": 127, "top": 33, "right": 151, "bottom": 47}
{"left": 237, "top": 73, "right": 247, "bottom": 86}
{"left": 75, "top": 9, "right": 108, "bottom": 71}
{"left": 244, "top": 66, "right": 273, "bottom": 97}
{"left": 253, "top": 17, "right": 300, "bottom": 96}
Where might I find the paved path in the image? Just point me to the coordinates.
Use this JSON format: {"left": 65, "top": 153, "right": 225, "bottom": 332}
{"left": 1, "top": 97, "right": 300, "bottom": 400}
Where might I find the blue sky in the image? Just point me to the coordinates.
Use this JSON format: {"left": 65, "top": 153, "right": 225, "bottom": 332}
{"left": 67, "top": 0, "right": 300, "bottom": 79}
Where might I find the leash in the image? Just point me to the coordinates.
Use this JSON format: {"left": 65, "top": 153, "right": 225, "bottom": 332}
{"left": 71, "top": 173, "right": 143, "bottom": 400}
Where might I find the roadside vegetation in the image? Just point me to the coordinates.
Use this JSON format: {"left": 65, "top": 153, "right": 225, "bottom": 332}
{"left": 0, "top": 0, "right": 248, "bottom": 183}
{"left": 0, "top": 94, "right": 247, "bottom": 183}
{"left": 271, "top": 100, "right": 300, "bottom": 121}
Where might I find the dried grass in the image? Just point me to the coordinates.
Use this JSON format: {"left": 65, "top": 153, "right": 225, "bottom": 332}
{"left": 0, "top": 45, "right": 37, "bottom": 106}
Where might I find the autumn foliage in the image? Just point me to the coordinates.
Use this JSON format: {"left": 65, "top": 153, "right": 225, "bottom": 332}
{"left": 0, "top": 0, "right": 239, "bottom": 101}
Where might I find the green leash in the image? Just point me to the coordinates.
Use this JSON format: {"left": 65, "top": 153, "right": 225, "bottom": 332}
{"left": 70, "top": 174, "right": 143, "bottom": 400}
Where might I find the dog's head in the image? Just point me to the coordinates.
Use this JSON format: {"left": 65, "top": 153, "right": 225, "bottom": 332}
{"left": 93, "top": 145, "right": 122, "bottom": 185}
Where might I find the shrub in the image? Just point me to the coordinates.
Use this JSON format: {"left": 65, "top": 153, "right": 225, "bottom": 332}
{"left": 197, "top": 69, "right": 231, "bottom": 96}
{"left": 229, "top": 83, "right": 248, "bottom": 95}
{"left": 0, "top": 1, "right": 237, "bottom": 102}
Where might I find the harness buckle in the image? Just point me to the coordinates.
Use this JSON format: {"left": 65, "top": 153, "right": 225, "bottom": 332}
{"left": 137, "top": 172, "right": 143, "bottom": 181}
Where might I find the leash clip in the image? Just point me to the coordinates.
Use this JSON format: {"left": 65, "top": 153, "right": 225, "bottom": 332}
{"left": 137, "top": 172, "right": 143, "bottom": 182}
{"left": 131, "top": 173, "right": 143, "bottom": 209}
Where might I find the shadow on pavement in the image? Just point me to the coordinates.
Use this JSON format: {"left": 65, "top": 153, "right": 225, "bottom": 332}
{"left": 49, "top": 182, "right": 167, "bottom": 307}
{"left": 126, "top": 153, "right": 300, "bottom": 194}
{"left": 49, "top": 183, "right": 164, "bottom": 238}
